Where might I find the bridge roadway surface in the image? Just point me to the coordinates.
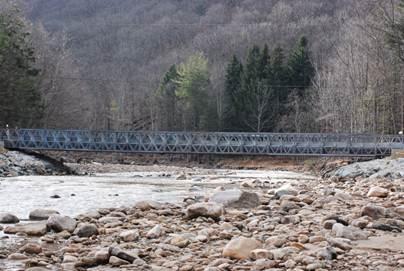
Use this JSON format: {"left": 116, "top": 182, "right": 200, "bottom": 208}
{"left": 2, "top": 129, "right": 404, "bottom": 157}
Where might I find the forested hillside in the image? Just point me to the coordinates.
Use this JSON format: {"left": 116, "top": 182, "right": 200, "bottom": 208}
{"left": 1, "top": 0, "right": 404, "bottom": 134}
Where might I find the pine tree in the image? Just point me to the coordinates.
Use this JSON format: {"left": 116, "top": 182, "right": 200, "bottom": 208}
{"left": 243, "top": 45, "right": 261, "bottom": 91}
{"left": 242, "top": 45, "right": 274, "bottom": 132}
{"left": 224, "top": 55, "right": 244, "bottom": 131}
{"left": 287, "top": 36, "right": 315, "bottom": 97}
{"left": 259, "top": 44, "right": 271, "bottom": 80}
{"left": 157, "top": 64, "right": 179, "bottom": 130}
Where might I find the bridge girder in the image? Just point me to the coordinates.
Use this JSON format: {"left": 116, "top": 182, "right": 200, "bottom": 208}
{"left": 2, "top": 129, "right": 404, "bottom": 157}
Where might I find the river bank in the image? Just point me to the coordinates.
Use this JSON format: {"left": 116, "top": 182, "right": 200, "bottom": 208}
{"left": 0, "top": 151, "right": 72, "bottom": 178}
{"left": 0, "top": 162, "right": 403, "bottom": 271}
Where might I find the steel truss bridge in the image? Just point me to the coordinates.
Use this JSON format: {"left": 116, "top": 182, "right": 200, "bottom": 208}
{"left": 2, "top": 129, "right": 404, "bottom": 157}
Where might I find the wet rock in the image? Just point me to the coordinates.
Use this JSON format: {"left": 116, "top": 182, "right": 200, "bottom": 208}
{"left": 74, "top": 223, "right": 98, "bottom": 237}
{"left": 222, "top": 237, "right": 261, "bottom": 260}
{"left": 332, "top": 223, "right": 369, "bottom": 240}
{"left": 4, "top": 222, "right": 47, "bottom": 236}
{"left": 147, "top": 224, "right": 163, "bottom": 239}
{"left": 361, "top": 205, "right": 387, "bottom": 219}
{"left": 29, "top": 209, "right": 59, "bottom": 220}
{"left": 0, "top": 212, "right": 19, "bottom": 224}
{"left": 119, "top": 229, "right": 139, "bottom": 242}
{"left": 26, "top": 268, "right": 50, "bottom": 271}
{"left": 275, "top": 184, "right": 298, "bottom": 199}
{"left": 209, "top": 189, "right": 260, "bottom": 209}
{"left": 19, "top": 243, "right": 42, "bottom": 254}
{"left": 47, "top": 215, "right": 77, "bottom": 233}
{"left": 367, "top": 187, "right": 389, "bottom": 198}
{"left": 186, "top": 202, "right": 224, "bottom": 220}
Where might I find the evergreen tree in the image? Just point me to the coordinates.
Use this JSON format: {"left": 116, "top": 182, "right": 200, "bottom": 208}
{"left": 224, "top": 55, "right": 244, "bottom": 131}
{"left": 287, "top": 36, "right": 315, "bottom": 97}
{"left": 271, "top": 46, "right": 289, "bottom": 120}
{"left": 242, "top": 45, "right": 274, "bottom": 132}
{"left": 157, "top": 64, "right": 179, "bottom": 130}
{"left": 259, "top": 44, "right": 271, "bottom": 80}
{"left": 0, "top": 6, "right": 43, "bottom": 128}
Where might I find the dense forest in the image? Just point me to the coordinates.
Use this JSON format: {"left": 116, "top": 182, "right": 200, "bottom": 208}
{"left": 1, "top": 0, "right": 404, "bottom": 134}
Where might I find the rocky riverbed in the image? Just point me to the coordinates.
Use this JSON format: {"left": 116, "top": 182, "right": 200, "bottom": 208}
{"left": 0, "top": 163, "right": 403, "bottom": 271}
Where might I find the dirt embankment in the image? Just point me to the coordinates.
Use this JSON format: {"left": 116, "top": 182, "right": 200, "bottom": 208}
{"left": 40, "top": 150, "right": 363, "bottom": 176}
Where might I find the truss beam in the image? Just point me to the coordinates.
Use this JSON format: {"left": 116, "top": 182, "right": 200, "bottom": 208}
{"left": 2, "top": 129, "right": 404, "bottom": 157}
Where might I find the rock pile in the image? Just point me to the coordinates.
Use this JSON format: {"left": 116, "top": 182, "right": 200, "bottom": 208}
{"left": 0, "top": 177, "right": 403, "bottom": 270}
{"left": 0, "top": 151, "right": 66, "bottom": 177}
{"left": 329, "top": 157, "right": 404, "bottom": 180}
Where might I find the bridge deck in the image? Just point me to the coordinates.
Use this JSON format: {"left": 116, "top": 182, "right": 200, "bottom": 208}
{"left": 2, "top": 129, "right": 404, "bottom": 157}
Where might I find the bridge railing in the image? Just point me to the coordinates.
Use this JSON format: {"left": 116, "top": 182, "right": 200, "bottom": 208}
{"left": 2, "top": 128, "right": 404, "bottom": 157}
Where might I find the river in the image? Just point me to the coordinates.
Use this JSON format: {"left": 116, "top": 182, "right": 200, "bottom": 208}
{"left": 0, "top": 167, "right": 316, "bottom": 219}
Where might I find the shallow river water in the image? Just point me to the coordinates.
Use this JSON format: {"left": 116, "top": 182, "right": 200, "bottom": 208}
{"left": 0, "top": 168, "right": 312, "bottom": 270}
{"left": 0, "top": 168, "right": 316, "bottom": 219}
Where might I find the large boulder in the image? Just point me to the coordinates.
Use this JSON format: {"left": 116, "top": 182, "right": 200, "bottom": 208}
{"left": 119, "top": 230, "right": 139, "bottom": 242}
{"left": 74, "top": 223, "right": 98, "bottom": 237}
{"left": 209, "top": 189, "right": 260, "bottom": 209}
{"left": 0, "top": 213, "right": 19, "bottom": 224}
{"left": 146, "top": 224, "right": 163, "bottom": 239}
{"left": 223, "top": 237, "right": 262, "bottom": 260}
{"left": 361, "top": 205, "right": 388, "bottom": 220}
{"left": 185, "top": 202, "right": 224, "bottom": 220}
{"left": 109, "top": 247, "right": 137, "bottom": 263}
{"left": 4, "top": 222, "right": 47, "bottom": 236}
{"left": 134, "top": 200, "right": 162, "bottom": 211}
{"left": 19, "top": 243, "right": 42, "bottom": 254}
{"left": 367, "top": 187, "right": 389, "bottom": 198}
{"left": 275, "top": 184, "right": 298, "bottom": 199}
{"left": 332, "top": 223, "right": 369, "bottom": 240}
{"left": 47, "top": 215, "right": 77, "bottom": 233}
{"left": 29, "top": 209, "right": 59, "bottom": 221}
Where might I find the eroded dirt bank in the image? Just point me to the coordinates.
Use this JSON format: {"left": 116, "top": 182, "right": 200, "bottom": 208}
{"left": 0, "top": 160, "right": 403, "bottom": 271}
